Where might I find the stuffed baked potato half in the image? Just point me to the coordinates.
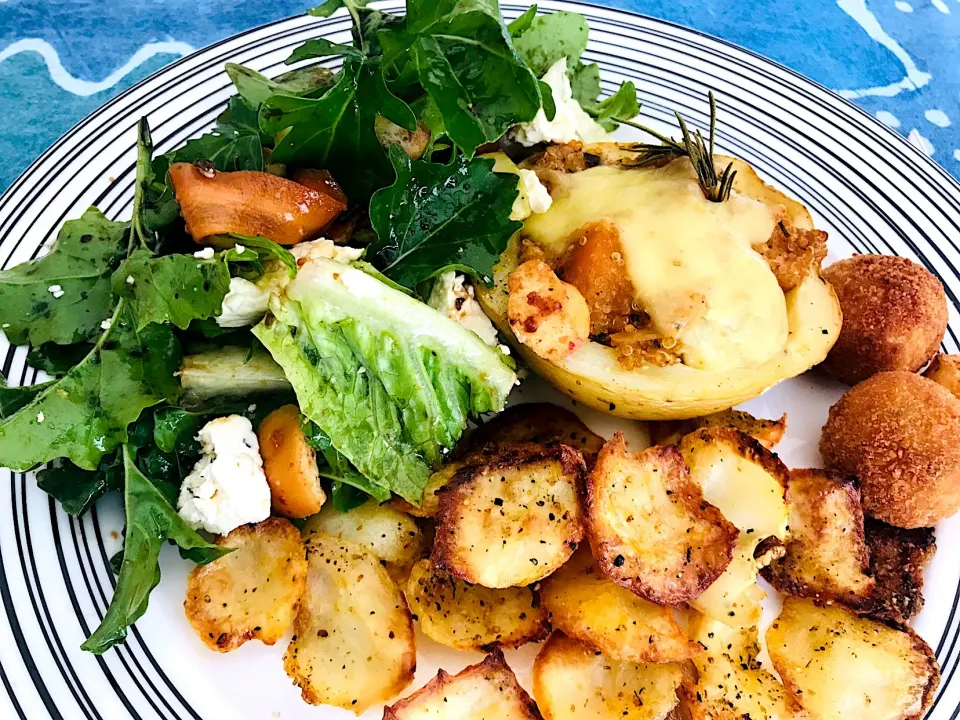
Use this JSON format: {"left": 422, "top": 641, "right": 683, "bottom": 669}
{"left": 477, "top": 143, "right": 841, "bottom": 420}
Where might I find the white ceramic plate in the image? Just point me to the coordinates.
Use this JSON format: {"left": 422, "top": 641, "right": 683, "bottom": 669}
{"left": 2, "top": 2, "right": 960, "bottom": 718}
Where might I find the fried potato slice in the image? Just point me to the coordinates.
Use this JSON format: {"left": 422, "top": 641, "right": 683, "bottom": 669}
{"left": 433, "top": 444, "right": 586, "bottom": 588}
{"left": 284, "top": 534, "right": 416, "bottom": 713}
{"left": 650, "top": 409, "right": 787, "bottom": 450}
{"left": 586, "top": 434, "right": 737, "bottom": 605}
{"left": 766, "top": 597, "right": 939, "bottom": 720}
{"left": 184, "top": 517, "right": 306, "bottom": 652}
{"left": 679, "top": 428, "right": 789, "bottom": 627}
{"left": 406, "top": 559, "right": 548, "bottom": 651}
{"left": 761, "top": 469, "right": 875, "bottom": 608}
{"left": 470, "top": 403, "right": 606, "bottom": 469}
{"left": 383, "top": 649, "right": 543, "bottom": 720}
{"left": 864, "top": 518, "right": 936, "bottom": 625}
{"left": 682, "top": 615, "right": 809, "bottom": 719}
{"left": 301, "top": 499, "right": 427, "bottom": 583}
{"left": 539, "top": 547, "right": 699, "bottom": 663}
{"left": 533, "top": 632, "right": 684, "bottom": 720}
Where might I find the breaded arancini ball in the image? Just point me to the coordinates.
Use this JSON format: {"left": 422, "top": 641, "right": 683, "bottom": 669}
{"left": 924, "top": 354, "right": 960, "bottom": 400}
{"left": 820, "top": 371, "right": 960, "bottom": 528}
{"left": 821, "top": 255, "right": 947, "bottom": 385}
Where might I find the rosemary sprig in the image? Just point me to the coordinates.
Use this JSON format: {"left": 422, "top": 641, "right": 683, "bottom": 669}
{"left": 622, "top": 92, "right": 737, "bottom": 203}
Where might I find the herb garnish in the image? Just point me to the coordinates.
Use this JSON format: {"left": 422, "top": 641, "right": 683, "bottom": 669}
{"left": 624, "top": 91, "right": 737, "bottom": 203}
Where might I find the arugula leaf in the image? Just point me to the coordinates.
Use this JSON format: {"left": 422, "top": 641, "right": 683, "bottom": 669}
{"left": 36, "top": 454, "right": 124, "bottom": 517}
{"left": 0, "top": 208, "right": 128, "bottom": 346}
{"left": 378, "top": 0, "right": 542, "bottom": 157}
{"left": 225, "top": 63, "right": 336, "bottom": 109}
{"left": 511, "top": 10, "right": 589, "bottom": 77}
{"left": 367, "top": 146, "right": 521, "bottom": 288}
{"left": 0, "top": 302, "right": 181, "bottom": 471}
{"left": 590, "top": 81, "right": 640, "bottom": 131}
{"left": 260, "top": 55, "right": 415, "bottom": 199}
{"left": 0, "top": 375, "right": 53, "bottom": 419}
{"left": 301, "top": 417, "right": 390, "bottom": 503}
{"left": 507, "top": 5, "right": 537, "bottom": 36}
{"left": 81, "top": 445, "right": 229, "bottom": 654}
{"left": 307, "top": 0, "right": 369, "bottom": 19}
{"left": 509, "top": 7, "right": 639, "bottom": 128}
{"left": 27, "top": 342, "right": 93, "bottom": 377}
{"left": 287, "top": 38, "right": 363, "bottom": 62}
{"left": 218, "top": 234, "right": 297, "bottom": 278}
{"left": 112, "top": 250, "right": 231, "bottom": 331}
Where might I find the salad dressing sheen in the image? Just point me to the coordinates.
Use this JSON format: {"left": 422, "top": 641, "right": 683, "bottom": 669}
{"left": 522, "top": 162, "right": 788, "bottom": 371}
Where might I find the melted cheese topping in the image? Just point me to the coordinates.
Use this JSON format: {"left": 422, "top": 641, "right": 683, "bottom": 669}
{"left": 523, "top": 161, "right": 787, "bottom": 371}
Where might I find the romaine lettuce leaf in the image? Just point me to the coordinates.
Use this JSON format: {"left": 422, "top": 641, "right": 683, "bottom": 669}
{"left": 252, "top": 258, "right": 515, "bottom": 503}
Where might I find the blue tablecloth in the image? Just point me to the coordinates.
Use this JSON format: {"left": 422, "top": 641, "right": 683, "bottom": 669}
{"left": 0, "top": 0, "right": 957, "bottom": 191}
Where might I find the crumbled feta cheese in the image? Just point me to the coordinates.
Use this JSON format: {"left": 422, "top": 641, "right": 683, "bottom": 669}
{"left": 48, "top": 284, "right": 64, "bottom": 299}
{"left": 499, "top": 344, "right": 511, "bottom": 355}
{"left": 290, "top": 238, "right": 364, "bottom": 265}
{"left": 100, "top": 317, "right": 113, "bottom": 331}
{"left": 513, "top": 58, "right": 611, "bottom": 147}
{"left": 193, "top": 247, "right": 216, "bottom": 259}
{"left": 125, "top": 275, "right": 135, "bottom": 286}
{"left": 215, "top": 277, "right": 271, "bottom": 328}
{"left": 177, "top": 415, "right": 270, "bottom": 536}
{"left": 36, "top": 412, "right": 44, "bottom": 423}
{"left": 427, "top": 271, "right": 499, "bottom": 346}
{"left": 511, "top": 168, "right": 554, "bottom": 220}
{"left": 234, "top": 243, "right": 248, "bottom": 255}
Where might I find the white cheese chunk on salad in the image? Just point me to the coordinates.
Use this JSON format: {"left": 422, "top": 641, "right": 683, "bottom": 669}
{"left": 177, "top": 415, "right": 271, "bottom": 535}
{"left": 427, "top": 271, "right": 500, "bottom": 347}
{"left": 215, "top": 239, "right": 365, "bottom": 328}
{"left": 513, "top": 57, "right": 610, "bottom": 147}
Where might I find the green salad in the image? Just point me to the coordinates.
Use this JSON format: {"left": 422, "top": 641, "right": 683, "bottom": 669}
{"left": 0, "top": 0, "right": 639, "bottom": 655}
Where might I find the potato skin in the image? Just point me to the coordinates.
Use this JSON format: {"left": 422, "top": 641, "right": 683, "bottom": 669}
{"left": 761, "top": 469, "right": 874, "bottom": 609}
{"left": 820, "top": 371, "right": 960, "bottom": 528}
{"left": 432, "top": 443, "right": 586, "bottom": 588}
{"left": 384, "top": 649, "right": 543, "bottom": 720}
{"left": 184, "top": 517, "right": 307, "bottom": 652}
{"left": 822, "top": 255, "right": 948, "bottom": 385}
{"left": 586, "top": 435, "right": 738, "bottom": 605}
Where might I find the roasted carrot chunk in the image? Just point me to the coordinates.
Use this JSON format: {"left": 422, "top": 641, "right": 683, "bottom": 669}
{"left": 169, "top": 163, "right": 347, "bottom": 245}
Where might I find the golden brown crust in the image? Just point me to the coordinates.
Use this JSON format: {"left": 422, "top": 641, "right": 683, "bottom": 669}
{"left": 468, "top": 403, "right": 605, "bottom": 469}
{"left": 864, "top": 518, "right": 936, "bottom": 626}
{"left": 753, "top": 223, "right": 828, "bottom": 292}
{"left": 532, "top": 632, "right": 685, "bottom": 720}
{"left": 651, "top": 410, "right": 787, "bottom": 450}
{"left": 681, "top": 427, "right": 790, "bottom": 490}
{"left": 405, "top": 559, "right": 549, "bottom": 651}
{"left": 284, "top": 535, "right": 416, "bottom": 712}
{"left": 761, "top": 469, "right": 874, "bottom": 608}
{"left": 184, "top": 517, "right": 307, "bottom": 652}
{"left": 767, "top": 598, "right": 940, "bottom": 720}
{"left": 539, "top": 547, "right": 700, "bottom": 663}
{"left": 820, "top": 371, "right": 960, "bottom": 528}
{"left": 822, "top": 255, "right": 948, "bottom": 385}
{"left": 432, "top": 444, "right": 586, "bottom": 588}
{"left": 586, "top": 434, "right": 739, "bottom": 605}
{"left": 384, "top": 649, "right": 543, "bottom": 720}
{"left": 923, "top": 353, "right": 960, "bottom": 399}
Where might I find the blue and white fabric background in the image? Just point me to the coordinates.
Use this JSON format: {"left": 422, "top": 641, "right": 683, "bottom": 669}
{"left": 0, "top": 0, "right": 957, "bottom": 192}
